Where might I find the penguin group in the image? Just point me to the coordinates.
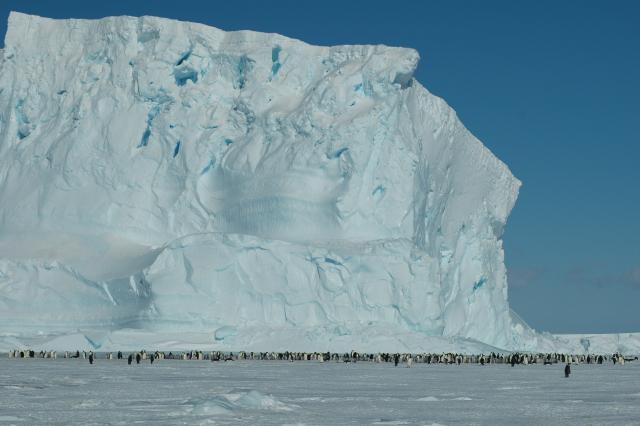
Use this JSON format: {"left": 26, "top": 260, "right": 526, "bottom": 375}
{"left": 7, "top": 350, "right": 56, "bottom": 359}
{"left": 5, "top": 349, "right": 638, "bottom": 367}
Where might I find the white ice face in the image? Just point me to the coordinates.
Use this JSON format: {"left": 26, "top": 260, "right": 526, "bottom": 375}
{"left": 0, "top": 12, "right": 538, "bottom": 351}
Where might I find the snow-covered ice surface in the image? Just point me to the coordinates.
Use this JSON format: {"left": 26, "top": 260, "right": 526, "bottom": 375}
{"left": 1, "top": 359, "right": 640, "bottom": 425}
{"left": 0, "top": 12, "right": 637, "bottom": 353}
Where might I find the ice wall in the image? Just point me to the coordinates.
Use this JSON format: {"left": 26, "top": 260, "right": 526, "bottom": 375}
{"left": 0, "top": 12, "right": 531, "bottom": 350}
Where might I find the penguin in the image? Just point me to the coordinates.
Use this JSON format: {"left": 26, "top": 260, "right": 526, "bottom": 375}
{"left": 128, "top": 354, "right": 133, "bottom": 365}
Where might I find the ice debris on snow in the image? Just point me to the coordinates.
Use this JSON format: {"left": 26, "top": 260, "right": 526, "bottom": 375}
{"left": 186, "top": 390, "right": 298, "bottom": 415}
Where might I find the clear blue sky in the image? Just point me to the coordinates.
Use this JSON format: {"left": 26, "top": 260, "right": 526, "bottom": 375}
{"left": 1, "top": 0, "right": 638, "bottom": 334}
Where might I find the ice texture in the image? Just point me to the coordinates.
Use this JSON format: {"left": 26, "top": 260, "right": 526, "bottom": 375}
{"left": 0, "top": 12, "right": 628, "bottom": 352}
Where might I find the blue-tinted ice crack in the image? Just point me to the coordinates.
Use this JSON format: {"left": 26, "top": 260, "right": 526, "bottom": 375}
{"left": 174, "top": 66, "right": 198, "bottom": 86}
{"left": 201, "top": 158, "right": 215, "bottom": 175}
{"left": 473, "top": 277, "right": 487, "bottom": 291}
{"left": 271, "top": 46, "right": 282, "bottom": 76}
{"left": 175, "top": 49, "right": 192, "bottom": 66}
{"left": 372, "top": 185, "right": 386, "bottom": 197}
{"left": 329, "top": 147, "right": 349, "bottom": 159}
{"left": 237, "top": 55, "right": 255, "bottom": 89}
{"left": 324, "top": 257, "right": 343, "bottom": 266}
{"left": 15, "top": 100, "right": 31, "bottom": 139}
{"left": 138, "top": 105, "right": 160, "bottom": 148}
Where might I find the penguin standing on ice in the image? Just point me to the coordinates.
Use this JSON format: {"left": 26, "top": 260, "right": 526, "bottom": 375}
{"left": 127, "top": 354, "right": 133, "bottom": 365}
{"left": 89, "top": 352, "right": 94, "bottom": 365}
{"left": 564, "top": 363, "right": 571, "bottom": 378}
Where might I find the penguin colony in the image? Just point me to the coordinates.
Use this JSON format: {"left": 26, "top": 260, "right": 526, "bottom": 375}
{"left": 5, "top": 349, "right": 637, "bottom": 366}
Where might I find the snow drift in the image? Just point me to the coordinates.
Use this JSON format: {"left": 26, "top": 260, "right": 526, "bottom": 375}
{"left": 0, "top": 12, "right": 616, "bottom": 353}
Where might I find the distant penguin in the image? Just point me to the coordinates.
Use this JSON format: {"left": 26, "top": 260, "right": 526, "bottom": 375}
{"left": 136, "top": 353, "right": 141, "bottom": 364}
{"left": 89, "top": 353, "right": 94, "bottom": 365}
{"left": 128, "top": 354, "right": 133, "bottom": 365}
{"left": 564, "top": 363, "right": 571, "bottom": 378}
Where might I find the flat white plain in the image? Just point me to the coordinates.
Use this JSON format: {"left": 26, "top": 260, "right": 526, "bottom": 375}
{"left": 1, "top": 358, "right": 638, "bottom": 425}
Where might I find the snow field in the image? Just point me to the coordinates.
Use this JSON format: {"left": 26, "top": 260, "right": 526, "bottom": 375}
{"left": 1, "top": 358, "right": 639, "bottom": 425}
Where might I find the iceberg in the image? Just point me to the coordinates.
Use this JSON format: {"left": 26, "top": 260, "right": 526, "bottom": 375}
{"left": 0, "top": 12, "right": 631, "bottom": 353}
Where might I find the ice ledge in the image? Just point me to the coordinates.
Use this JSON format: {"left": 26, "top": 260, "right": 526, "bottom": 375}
{"left": 4, "top": 11, "right": 419, "bottom": 83}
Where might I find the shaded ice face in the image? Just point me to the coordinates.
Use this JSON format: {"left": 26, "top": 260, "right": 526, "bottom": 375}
{"left": 200, "top": 157, "right": 351, "bottom": 243}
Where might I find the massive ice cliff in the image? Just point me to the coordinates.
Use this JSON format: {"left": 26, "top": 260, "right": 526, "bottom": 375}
{"left": 0, "top": 12, "right": 569, "bottom": 352}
